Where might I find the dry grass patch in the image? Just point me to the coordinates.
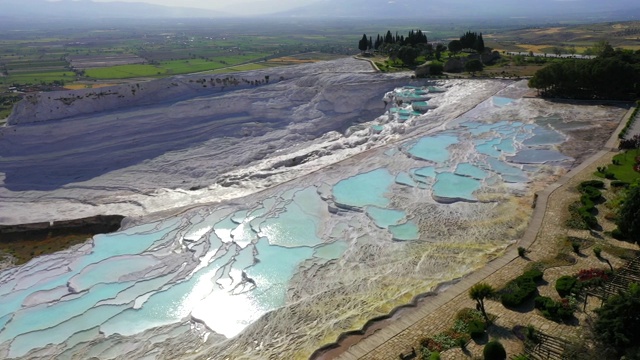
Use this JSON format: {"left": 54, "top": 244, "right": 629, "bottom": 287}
{"left": 64, "top": 83, "right": 116, "bottom": 90}
{"left": 268, "top": 57, "right": 319, "bottom": 64}
{"left": 514, "top": 44, "right": 555, "bottom": 53}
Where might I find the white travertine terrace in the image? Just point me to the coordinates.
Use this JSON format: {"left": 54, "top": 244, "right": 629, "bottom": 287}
{"left": 0, "top": 58, "right": 626, "bottom": 359}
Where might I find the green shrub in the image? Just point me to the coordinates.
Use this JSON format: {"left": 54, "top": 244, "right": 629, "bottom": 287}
{"left": 429, "top": 62, "right": 444, "bottom": 76}
{"left": 556, "top": 275, "right": 578, "bottom": 297}
{"left": 430, "top": 352, "right": 441, "bottom": 360}
{"left": 611, "top": 180, "right": 629, "bottom": 188}
{"left": 573, "top": 184, "right": 601, "bottom": 229}
{"left": 611, "top": 228, "right": 626, "bottom": 240}
{"left": 501, "top": 276, "right": 537, "bottom": 307}
{"left": 455, "top": 308, "right": 484, "bottom": 323}
{"left": 483, "top": 340, "right": 507, "bottom": 360}
{"left": 419, "top": 347, "right": 432, "bottom": 360}
{"left": 605, "top": 172, "right": 616, "bottom": 180}
{"left": 522, "top": 267, "right": 544, "bottom": 282}
{"left": 567, "top": 202, "right": 590, "bottom": 230}
{"left": 594, "top": 246, "right": 602, "bottom": 258}
{"left": 579, "top": 180, "right": 605, "bottom": 189}
{"left": 518, "top": 246, "right": 527, "bottom": 257}
{"left": 580, "top": 194, "right": 594, "bottom": 208}
{"left": 534, "top": 296, "right": 575, "bottom": 321}
{"left": 512, "top": 355, "right": 530, "bottom": 360}
{"left": 500, "top": 269, "right": 541, "bottom": 308}
{"left": 580, "top": 186, "right": 603, "bottom": 201}
{"left": 431, "top": 332, "right": 457, "bottom": 350}
{"left": 578, "top": 207, "right": 598, "bottom": 229}
{"left": 571, "top": 241, "right": 581, "bottom": 254}
{"left": 468, "top": 319, "right": 486, "bottom": 339}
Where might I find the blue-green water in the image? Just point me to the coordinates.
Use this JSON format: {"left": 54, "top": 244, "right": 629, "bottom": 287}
{"left": 389, "top": 221, "right": 420, "bottom": 241}
{"left": 333, "top": 168, "right": 395, "bottom": 208}
{"left": 366, "top": 207, "right": 406, "bottom": 228}
{"left": 433, "top": 172, "right": 482, "bottom": 201}
{"left": 408, "top": 135, "right": 459, "bottom": 163}
{"left": 0, "top": 84, "right": 579, "bottom": 358}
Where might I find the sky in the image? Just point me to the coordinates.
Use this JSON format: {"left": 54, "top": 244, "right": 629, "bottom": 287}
{"left": 90, "top": 0, "right": 318, "bottom": 14}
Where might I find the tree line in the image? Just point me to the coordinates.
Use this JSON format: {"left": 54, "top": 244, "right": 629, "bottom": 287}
{"left": 528, "top": 42, "right": 640, "bottom": 100}
{"left": 358, "top": 29, "right": 429, "bottom": 53}
{"left": 447, "top": 31, "right": 485, "bottom": 55}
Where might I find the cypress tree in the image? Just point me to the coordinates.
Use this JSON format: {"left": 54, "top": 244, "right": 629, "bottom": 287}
{"left": 358, "top": 34, "right": 368, "bottom": 52}
{"left": 475, "top": 33, "right": 485, "bottom": 53}
{"left": 385, "top": 30, "right": 393, "bottom": 44}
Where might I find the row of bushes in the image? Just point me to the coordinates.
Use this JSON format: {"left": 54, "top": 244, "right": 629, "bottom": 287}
{"left": 500, "top": 268, "right": 543, "bottom": 307}
{"left": 555, "top": 275, "right": 578, "bottom": 297}
{"left": 534, "top": 296, "right": 575, "bottom": 321}
{"left": 556, "top": 269, "right": 612, "bottom": 297}
{"left": 618, "top": 100, "right": 640, "bottom": 139}
{"left": 576, "top": 180, "right": 605, "bottom": 229}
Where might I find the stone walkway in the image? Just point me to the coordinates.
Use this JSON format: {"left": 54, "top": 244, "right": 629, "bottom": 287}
{"left": 334, "top": 105, "right": 636, "bottom": 360}
{"left": 353, "top": 55, "right": 381, "bottom": 72}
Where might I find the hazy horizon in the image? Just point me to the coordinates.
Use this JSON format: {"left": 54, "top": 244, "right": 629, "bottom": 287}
{"left": 0, "top": 0, "right": 629, "bottom": 22}
{"left": 46, "top": 0, "right": 319, "bottom": 15}
{"left": 28, "top": 0, "right": 640, "bottom": 18}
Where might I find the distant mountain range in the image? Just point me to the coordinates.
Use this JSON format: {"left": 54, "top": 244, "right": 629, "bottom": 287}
{"left": 275, "top": 0, "right": 640, "bottom": 20}
{"left": 1, "top": 0, "right": 225, "bottom": 19}
{"left": 2, "top": 0, "right": 639, "bottom": 21}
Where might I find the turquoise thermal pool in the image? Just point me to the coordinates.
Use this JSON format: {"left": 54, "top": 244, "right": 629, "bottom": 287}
{"left": 0, "top": 83, "right": 581, "bottom": 359}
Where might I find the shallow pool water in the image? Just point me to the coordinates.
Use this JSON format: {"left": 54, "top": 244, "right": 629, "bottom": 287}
{"left": 433, "top": 172, "right": 482, "bottom": 202}
{"left": 333, "top": 168, "right": 395, "bottom": 208}
{"left": 413, "top": 166, "right": 438, "bottom": 179}
{"left": 314, "top": 241, "right": 349, "bottom": 260}
{"left": 0, "top": 83, "right": 581, "bottom": 359}
{"left": 408, "top": 135, "right": 459, "bottom": 164}
{"left": 522, "top": 126, "right": 566, "bottom": 146}
{"left": 366, "top": 207, "right": 406, "bottom": 228}
{"left": 396, "top": 172, "right": 417, "bottom": 187}
{"left": 389, "top": 221, "right": 420, "bottom": 241}
{"left": 455, "top": 163, "right": 489, "bottom": 180}
{"left": 492, "top": 96, "right": 515, "bottom": 107}
{"left": 371, "top": 125, "right": 384, "bottom": 134}
{"left": 509, "top": 149, "right": 572, "bottom": 164}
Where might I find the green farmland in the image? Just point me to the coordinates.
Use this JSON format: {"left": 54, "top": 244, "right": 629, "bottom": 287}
{"left": 84, "top": 64, "right": 167, "bottom": 79}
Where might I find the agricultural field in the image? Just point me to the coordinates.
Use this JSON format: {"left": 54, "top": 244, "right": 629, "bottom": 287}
{"left": 1, "top": 17, "right": 639, "bottom": 119}
{"left": 486, "top": 20, "right": 640, "bottom": 54}
{"left": 0, "top": 18, "right": 368, "bottom": 93}
{"left": 84, "top": 64, "right": 167, "bottom": 79}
